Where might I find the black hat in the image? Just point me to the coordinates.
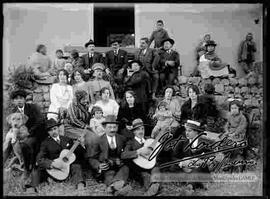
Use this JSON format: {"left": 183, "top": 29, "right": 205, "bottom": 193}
{"left": 161, "top": 38, "right": 175, "bottom": 46}
{"left": 185, "top": 120, "right": 204, "bottom": 132}
{"left": 129, "top": 60, "right": 143, "bottom": 68}
{"left": 205, "top": 40, "right": 217, "bottom": 47}
{"left": 84, "top": 39, "right": 95, "bottom": 48}
{"left": 46, "top": 118, "right": 61, "bottom": 130}
{"left": 102, "top": 115, "right": 120, "bottom": 125}
{"left": 10, "top": 90, "right": 28, "bottom": 99}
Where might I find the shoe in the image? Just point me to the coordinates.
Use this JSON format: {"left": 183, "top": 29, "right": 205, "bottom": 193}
{"left": 114, "top": 184, "right": 132, "bottom": 196}
{"left": 111, "top": 180, "right": 125, "bottom": 191}
{"left": 144, "top": 183, "right": 160, "bottom": 196}
{"left": 77, "top": 182, "right": 85, "bottom": 190}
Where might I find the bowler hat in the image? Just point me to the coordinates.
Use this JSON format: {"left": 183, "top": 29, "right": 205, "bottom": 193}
{"left": 185, "top": 120, "right": 204, "bottom": 132}
{"left": 92, "top": 63, "right": 105, "bottom": 71}
{"left": 10, "top": 90, "right": 28, "bottom": 99}
{"left": 102, "top": 115, "right": 120, "bottom": 125}
{"left": 85, "top": 39, "right": 95, "bottom": 48}
{"left": 130, "top": 118, "right": 145, "bottom": 131}
{"left": 205, "top": 40, "right": 217, "bottom": 47}
{"left": 46, "top": 118, "right": 61, "bottom": 130}
{"left": 161, "top": 38, "right": 175, "bottom": 46}
{"left": 129, "top": 60, "right": 143, "bottom": 68}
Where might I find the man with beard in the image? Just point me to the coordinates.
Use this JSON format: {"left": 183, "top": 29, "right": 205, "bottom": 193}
{"left": 87, "top": 115, "right": 131, "bottom": 196}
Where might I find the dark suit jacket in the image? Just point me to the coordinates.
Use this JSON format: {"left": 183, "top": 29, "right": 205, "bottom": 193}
{"left": 157, "top": 48, "right": 180, "bottom": 73}
{"left": 81, "top": 52, "right": 105, "bottom": 70}
{"left": 134, "top": 48, "right": 160, "bottom": 74}
{"left": 36, "top": 135, "right": 85, "bottom": 169}
{"left": 121, "top": 138, "right": 144, "bottom": 160}
{"left": 87, "top": 134, "right": 127, "bottom": 172}
{"left": 105, "top": 49, "right": 128, "bottom": 75}
{"left": 13, "top": 103, "right": 46, "bottom": 141}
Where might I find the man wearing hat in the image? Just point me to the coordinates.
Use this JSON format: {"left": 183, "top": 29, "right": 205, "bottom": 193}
{"left": 9, "top": 89, "right": 46, "bottom": 179}
{"left": 157, "top": 37, "right": 180, "bottom": 89}
{"left": 81, "top": 39, "right": 107, "bottom": 81}
{"left": 198, "top": 40, "right": 229, "bottom": 79}
{"left": 87, "top": 115, "right": 131, "bottom": 196}
{"left": 87, "top": 63, "right": 115, "bottom": 103}
{"left": 105, "top": 40, "right": 128, "bottom": 99}
{"left": 134, "top": 37, "right": 160, "bottom": 100}
{"left": 121, "top": 118, "right": 161, "bottom": 196}
{"left": 171, "top": 120, "right": 213, "bottom": 190}
{"left": 25, "top": 119, "right": 86, "bottom": 193}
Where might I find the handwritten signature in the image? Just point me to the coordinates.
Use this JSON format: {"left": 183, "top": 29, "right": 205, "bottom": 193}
{"left": 148, "top": 131, "right": 253, "bottom": 171}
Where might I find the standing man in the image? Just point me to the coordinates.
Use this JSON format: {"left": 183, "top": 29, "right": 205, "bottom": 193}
{"left": 121, "top": 118, "right": 160, "bottom": 196}
{"left": 9, "top": 90, "right": 46, "bottom": 179}
{"left": 149, "top": 20, "right": 170, "bottom": 49}
{"left": 157, "top": 38, "right": 180, "bottom": 89}
{"left": 105, "top": 40, "right": 128, "bottom": 99}
{"left": 81, "top": 39, "right": 108, "bottom": 81}
{"left": 86, "top": 115, "right": 131, "bottom": 196}
{"left": 135, "top": 37, "right": 160, "bottom": 100}
{"left": 238, "top": 33, "right": 257, "bottom": 76}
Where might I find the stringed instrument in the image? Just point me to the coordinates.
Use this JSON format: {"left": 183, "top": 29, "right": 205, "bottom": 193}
{"left": 46, "top": 134, "right": 84, "bottom": 181}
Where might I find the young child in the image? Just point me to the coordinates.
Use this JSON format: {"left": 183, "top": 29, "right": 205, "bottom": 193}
{"left": 151, "top": 101, "right": 178, "bottom": 138}
{"left": 53, "top": 49, "right": 66, "bottom": 73}
{"left": 149, "top": 19, "right": 170, "bottom": 49}
{"left": 89, "top": 106, "right": 106, "bottom": 137}
{"left": 223, "top": 99, "right": 247, "bottom": 141}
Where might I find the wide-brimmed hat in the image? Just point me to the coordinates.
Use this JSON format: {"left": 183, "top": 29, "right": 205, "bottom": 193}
{"left": 161, "top": 38, "right": 175, "bottom": 46}
{"left": 10, "top": 90, "right": 28, "bottom": 99}
{"left": 129, "top": 60, "right": 143, "bottom": 68}
{"left": 92, "top": 63, "right": 105, "bottom": 71}
{"left": 102, "top": 115, "right": 120, "bottom": 125}
{"left": 46, "top": 118, "right": 61, "bottom": 130}
{"left": 130, "top": 118, "right": 146, "bottom": 131}
{"left": 84, "top": 39, "right": 95, "bottom": 48}
{"left": 185, "top": 120, "right": 204, "bottom": 132}
{"left": 205, "top": 40, "right": 217, "bottom": 47}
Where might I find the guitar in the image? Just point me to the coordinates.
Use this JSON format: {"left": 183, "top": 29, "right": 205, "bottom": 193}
{"left": 46, "top": 134, "right": 84, "bottom": 181}
{"left": 133, "top": 122, "right": 175, "bottom": 170}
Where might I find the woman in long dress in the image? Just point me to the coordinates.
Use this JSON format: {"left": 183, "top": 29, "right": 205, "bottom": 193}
{"left": 47, "top": 69, "right": 73, "bottom": 121}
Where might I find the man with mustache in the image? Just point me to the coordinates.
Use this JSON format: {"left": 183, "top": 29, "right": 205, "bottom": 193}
{"left": 87, "top": 115, "right": 131, "bottom": 196}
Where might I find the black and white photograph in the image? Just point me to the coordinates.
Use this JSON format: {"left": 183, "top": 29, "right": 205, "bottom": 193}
{"left": 2, "top": 3, "right": 265, "bottom": 196}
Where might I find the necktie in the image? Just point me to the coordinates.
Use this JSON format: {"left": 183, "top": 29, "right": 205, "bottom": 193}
{"left": 110, "top": 137, "right": 116, "bottom": 149}
{"left": 114, "top": 50, "right": 117, "bottom": 56}
{"left": 56, "top": 138, "right": 60, "bottom": 145}
{"left": 140, "top": 138, "right": 144, "bottom": 144}
{"left": 18, "top": 108, "right": 23, "bottom": 114}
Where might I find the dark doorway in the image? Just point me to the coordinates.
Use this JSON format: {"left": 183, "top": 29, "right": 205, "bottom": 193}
{"left": 94, "top": 5, "right": 135, "bottom": 47}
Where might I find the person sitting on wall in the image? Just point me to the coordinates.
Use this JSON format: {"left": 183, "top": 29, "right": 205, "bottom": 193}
{"left": 27, "top": 44, "right": 55, "bottom": 83}
{"left": 52, "top": 49, "right": 66, "bottom": 74}
{"left": 24, "top": 119, "right": 86, "bottom": 193}
{"left": 196, "top": 34, "right": 211, "bottom": 65}
{"left": 149, "top": 19, "right": 170, "bottom": 49}
{"left": 197, "top": 40, "right": 230, "bottom": 79}
{"left": 87, "top": 63, "right": 115, "bottom": 104}
{"left": 81, "top": 39, "right": 108, "bottom": 81}
{"left": 157, "top": 38, "right": 180, "bottom": 90}
{"left": 105, "top": 40, "right": 128, "bottom": 100}
{"left": 70, "top": 49, "right": 84, "bottom": 71}
{"left": 86, "top": 115, "right": 131, "bottom": 196}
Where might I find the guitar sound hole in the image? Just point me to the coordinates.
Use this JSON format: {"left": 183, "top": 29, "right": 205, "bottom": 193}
{"left": 63, "top": 157, "right": 69, "bottom": 162}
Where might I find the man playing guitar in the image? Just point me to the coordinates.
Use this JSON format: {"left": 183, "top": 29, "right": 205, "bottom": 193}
{"left": 24, "top": 119, "right": 86, "bottom": 193}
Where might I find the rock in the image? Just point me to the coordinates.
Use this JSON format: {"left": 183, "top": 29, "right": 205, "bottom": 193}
{"left": 258, "top": 88, "right": 263, "bottom": 96}
{"left": 244, "top": 94, "right": 252, "bottom": 99}
{"left": 257, "top": 75, "right": 263, "bottom": 86}
{"left": 33, "top": 93, "right": 44, "bottom": 102}
{"left": 41, "top": 85, "right": 50, "bottom": 93}
{"left": 238, "top": 78, "right": 248, "bottom": 87}
{"left": 224, "top": 86, "right": 234, "bottom": 93}
{"left": 188, "top": 77, "right": 201, "bottom": 86}
{"left": 34, "top": 86, "right": 43, "bottom": 93}
{"left": 178, "top": 76, "right": 188, "bottom": 84}
{"left": 240, "top": 87, "right": 249, "bottom": 95}
{"left": 214, "top": 95, "right": 227, "bottom": 105}
{"left": 212, "top": 78, "right": 220, "bottom": 86}
{"left": 43, "top": 93, "right": 50, "bottom": 101}
{"left": 43, "top": 101, "right": 51, "bottom": 108}
{"left": 248, "top": 76, "right": 257, "bottom": 86}
{"left": 234, "top": 87, "right": 240, "bottom": 94}
{"left": 220, "top": 78, "right": 230, "bottom": 86}
{"left": 250, "top": 86, "right": 259, "bottom": 95}
{"left": 251, "top": 99, "right": 259, "bottom": 107}
{"left": 214, "top": 84, "right": 224, "bottom": 93}
{"left": 229, "top": 77, "right": 238, "bottom": 86}
{"left": 244, "top": 99, "right": 252, "bottom": 107}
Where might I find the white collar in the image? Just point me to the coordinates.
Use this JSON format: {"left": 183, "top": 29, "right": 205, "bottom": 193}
{"left": 89, "top": 52, "right": 94, "bottom": 57}
{"left": 135, "top": 136, "right": 145, "bottom": 144}
{"left": 189, "top": 138, "right": 198, "bottom": 148}
{"left": 18, "top": 106, "right": 25, "bottom": 112}
{"left": 114, "top": 49, "right": 119, "bottom": 54}
{"left": 52, "top": 136, "right": 60, "bottom": 142}
{"left": 106, "top": 135, "right": 116, "bottom": 142}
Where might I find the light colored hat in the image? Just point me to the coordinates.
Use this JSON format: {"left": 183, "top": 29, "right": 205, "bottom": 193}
{"left": 92, "top": 63, "right": 105, "bottom": 71}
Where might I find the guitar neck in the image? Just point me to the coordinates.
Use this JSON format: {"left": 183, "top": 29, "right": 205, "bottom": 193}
{"left": 65, "top": 141, "right": 80, "bottom": 158}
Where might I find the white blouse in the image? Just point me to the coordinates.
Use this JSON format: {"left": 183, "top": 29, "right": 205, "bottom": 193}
{"left": 94, "top": 99, "right": 119, "bottom": 117}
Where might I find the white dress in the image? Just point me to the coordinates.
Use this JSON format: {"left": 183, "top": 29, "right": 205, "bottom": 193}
{"left": 47, "top": 83, "right": 73, "bottom": 120}
{"left": 198, "top": 54, "right": 229, "bottom": 79}
{"left": 94, "top": 99, "right": 119, "bottom": 117}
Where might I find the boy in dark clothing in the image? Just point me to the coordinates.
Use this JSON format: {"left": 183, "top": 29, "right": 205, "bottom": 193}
{"left": 149, "top": 20, "right": 170, "bottom": 49}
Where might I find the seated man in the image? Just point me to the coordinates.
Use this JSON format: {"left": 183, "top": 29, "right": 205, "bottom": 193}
{"left": 7, "top": 90, "right": 46, "bottom": 179}
{"left": 86, "top": 115, "right": 131, "bottom": 196}
{"left": 121, "top": 118, "right": 160, "bottom": 196}
{"left": 25, "top": 119, "right": 86, "bottom": 193}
